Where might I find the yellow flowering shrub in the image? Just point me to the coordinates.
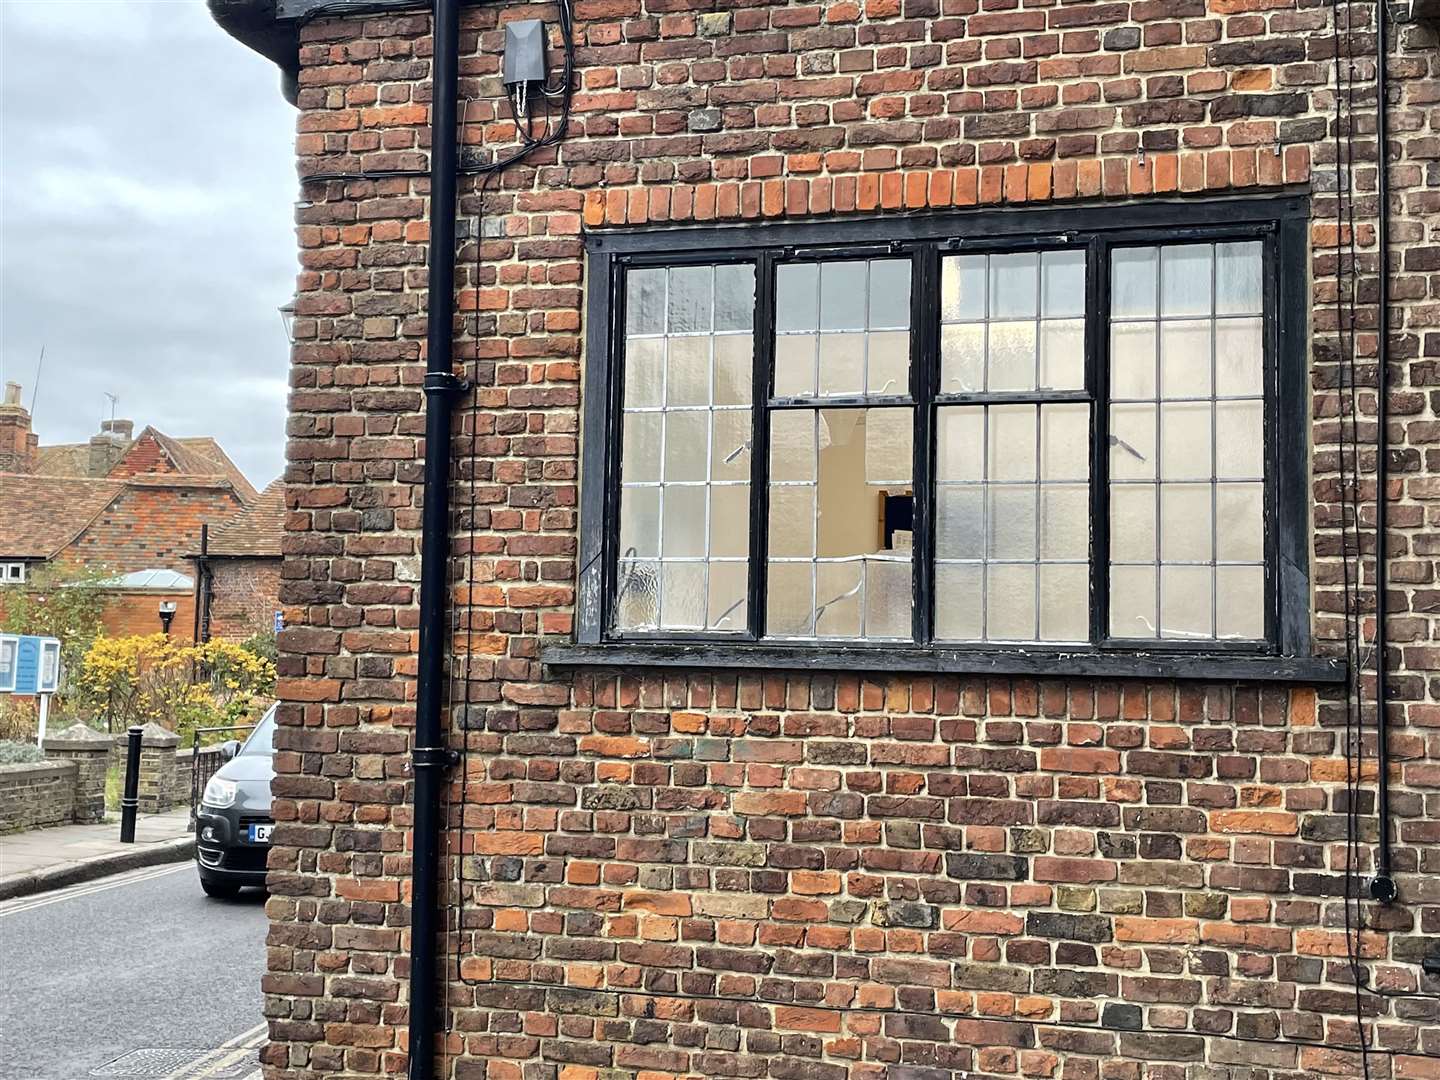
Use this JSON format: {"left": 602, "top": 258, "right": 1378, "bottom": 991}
{"left": 78, "top": 634, "right": 276, "bottom": 736}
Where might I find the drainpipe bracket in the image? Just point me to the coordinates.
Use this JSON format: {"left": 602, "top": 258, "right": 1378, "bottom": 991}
{"left": 423, "top": 372, "right": 471, "bottom": 399}
{"left": 1368, "top": 875, "right": 1398, "bottom": 905}
{"left": 412, "top": 745, "right": 461, "bottom": 770}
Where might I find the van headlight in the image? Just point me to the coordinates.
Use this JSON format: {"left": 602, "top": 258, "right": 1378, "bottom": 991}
{"left": 203, "top": 777, "right": 238, "bottom": 808}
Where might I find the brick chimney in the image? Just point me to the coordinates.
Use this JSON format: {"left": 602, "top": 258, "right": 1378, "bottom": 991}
{"left": 89, "top": 417, "right": 133, "bottom": 476}
{"left": 0, "top": 382, "right": 39, "bottom": 473}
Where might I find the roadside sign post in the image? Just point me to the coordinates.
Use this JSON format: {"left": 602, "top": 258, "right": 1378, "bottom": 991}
{"left": 0, "top": 634, "right": 61, "bottom": 746}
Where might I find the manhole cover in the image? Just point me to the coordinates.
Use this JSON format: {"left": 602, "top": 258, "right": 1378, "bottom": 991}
{"left": 91, "top": 1047, "right": 260, "bottom": 1078}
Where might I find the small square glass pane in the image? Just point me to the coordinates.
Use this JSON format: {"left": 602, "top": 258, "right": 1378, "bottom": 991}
{"left": 937, "top": 407, "right": 984, "bottom": 482}
{"left": 715, "top": 264, "right": 756, "bottom": 331}
{"left": 766, "top": 561, "right": 814, "bottom": 637}
{"left": 1039, "top": 563, "right": 1089, "bottom": 642}
{"left": 614, "top": 558, "right": 660, "bottom": 630}
{"left": 941, "top": 323, "right": 985, "bottom": 394}
{"left": 820, "top": 261, "right": 868, "bottom": 331}
{"left": 714, "top": 335, "right": 753, "bottom": 405}
{"left": 1216, "top": 318, "right": 1264, "bottom": 397}
{"left": 666, "top": 336, "right": 711, "bottom": 406}
{"left": 936, "top": 485, "right": 984, "bottom": 560}
{"left": 1160, "top": 484, "right": 1212, "bottom": 563}
{"left": 1040, "top": 404, "right": 1089, "bottom": 482}
{"left": 864, "top": 409, "right": 913, "bottom": 486}
{"left": 664, "top": 412, "right": 709, "bottom": 482}
{"left": 710, "top": 485, "right": 750, "bottom": 559}
{"left": 1110, "top": 564, "right": 1157, "bottom": 639}
{"left": 1216, "top": 482, "right": 1264, "bottom": 563}
{"left": 817, "top": 333, "right": 864, "bottom": 397}
{"left": 661, "top": 561, "right": 707, "bottom": 629}
{"left": 1216, "top": 241, "right": 1263, "bottom": 316}
{"left": 1040, "top": 485, "right": 1088, "bottom": 561}
{"left": 988, "top": 321, "right": 1038, "bottom": 392}
{"left": 1159, "top": 402, "right": 1211, "bottom": 481}
{"left": 668, "top": 266, "right": 713, "bottom": 334}
{"left": 621, "top": 412, "right": 662, "bottom": 483}
{"left": 1216, "top": 565, "right": 1265, "bottom": 639}
{"left": 1042, "top": 250, "right": 1085, "bottom": 319}
{"left": 935, "top": 562, "right": 983, "bottom": 641}
{"left": 942, "top": 255, "right": 986, "bottom": 322}
{"left": 1159, "top": 564, "right": 1212, "bottom": 640}
{"left": 618, "top": 487, "right": 660, "bottom": 558}
{"left": 776, "top": 263, "right": 819, "bottom": 332}
{"left": 1111, "top": 323, "right": 1157, "bottom": 400}
{"left": 987, "top": 563, "right": 1037, "bottom": 641}
{"left": 1160, "top": 320, "right": 1212, "bottom": 399}
{"left": 1039, "top": 319, "right": 1085, "bottom": 391}
{"left": 988, "top": 405, "right": 1038, "bottom": 482}
{"left": 867, "top": 331, "right": 910, "bottom": 396}
{"left": 1110, "top": 404, "right": 1156, "bottom": 481}
{"left": 768, "top": 486, "right": 815, "bottom": 559}
{"left": 865, "top": 557, "right": 912, "bottom": 639}
{"left": 988, "top": 486, "right": 1038, "bottom": 561}
{"left": 1160, "top": 245, "right": 1212, "bottom": 318}
{"left": 711, "top": 409, "right": 751, "bottom": 482}
{"left": 708, "top": 562, "right": 748, "bottom": 631}
{"left": 990, "top": 253, "right": 1039, "bottom": 319}
{"left": 1110, "top": 483, "right": 1157, "bottom": 562}
{"left": 770, "top": 411, "right": 816, "bottom": 482}
{"left": 1111, "top": 247, "right": 1157, "bottom": 319}
{"left": 662, "top": 486, "right": 707, "bottom": 558}
{"left": 815, "top": 561, "right": 863, "bottom": 637}
{"left": 869, "top": 259, "right": 911, "bottom": 330}
{"left": 626, "top": 268, "right": 666, "bottom": 334}
{"left": 775, "top": 334, "right": 817, "bottom": 398}
{"left": 1215, "top": 400, "right": 1264, "bottom": 479}
{"left": 624, "top": 338, "right": 665, "bottom": 408}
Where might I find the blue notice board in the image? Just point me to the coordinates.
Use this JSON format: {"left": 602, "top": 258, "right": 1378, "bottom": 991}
{"left": 9, "top": 635, "right": 60, "bottom": 695}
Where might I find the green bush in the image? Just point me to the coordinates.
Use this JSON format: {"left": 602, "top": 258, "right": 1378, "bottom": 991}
{"left": 0, "top": 740, "right": 46, "bottom": 765}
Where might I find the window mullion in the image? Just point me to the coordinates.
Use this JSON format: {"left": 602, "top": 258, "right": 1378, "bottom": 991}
{"left": 747, "top": 251, "right": 777, "bottom": 641}
{"left": 912, "top": 243, "right": 939, "bottom": 645}
{"left": 1087, "top": 236, "right": 1110, "bottom": 647}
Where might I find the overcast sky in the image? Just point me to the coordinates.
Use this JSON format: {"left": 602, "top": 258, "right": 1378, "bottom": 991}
{"left": 1, "top": 0, "right": 297, "bottom": 488}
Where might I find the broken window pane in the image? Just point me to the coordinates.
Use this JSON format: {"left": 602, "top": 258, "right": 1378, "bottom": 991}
{"left": 614, "top": 263, "right": 754, "bottom": 634}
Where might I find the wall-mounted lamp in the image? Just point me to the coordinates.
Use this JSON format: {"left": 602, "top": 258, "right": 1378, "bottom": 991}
{"left": 158, "top": 601, "right": 178, "bottom": 635}
{"left": 279, "top": 300, "right": 297, "bottom": 345}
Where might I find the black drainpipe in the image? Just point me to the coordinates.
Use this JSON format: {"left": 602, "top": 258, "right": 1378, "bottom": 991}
{"left": 1369, "top": 0, "right": 1396, "bottom": 906}
{"left": 408, "top": 0, "right": 463, "bottom": 1074}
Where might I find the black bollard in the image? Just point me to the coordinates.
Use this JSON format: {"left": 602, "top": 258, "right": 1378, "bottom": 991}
{"left": 119, "top": 725, "right": 143, "bottom": 843}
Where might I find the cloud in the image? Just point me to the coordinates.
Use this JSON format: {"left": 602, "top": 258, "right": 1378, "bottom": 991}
{"left": 0, "top": 0, "right": 298, "bottom": 489}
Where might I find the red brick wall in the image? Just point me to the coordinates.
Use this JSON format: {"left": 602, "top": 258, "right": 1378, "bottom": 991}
{"left": 99, "top": 590, "right": 197, "bottom": 641}
{"left": 207, "top": 558, "right": 282, "bottom": 640}
{"left": 108, "top": 432, "right": 181, "bottom": 478}
{"left": 63, "top": 484, "right": 244, "bottom": 576}
{"left": 264, "top": 3, "right": 1440, "bottom": 1079}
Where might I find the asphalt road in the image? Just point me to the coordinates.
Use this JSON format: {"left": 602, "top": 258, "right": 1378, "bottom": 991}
{"left": 0, "top": 863, "right": 268, "bottom": 1080}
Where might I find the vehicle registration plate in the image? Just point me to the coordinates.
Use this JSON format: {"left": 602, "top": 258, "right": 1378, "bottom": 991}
{"left": 248, "top": 824, "right": 273, "bottom": 843}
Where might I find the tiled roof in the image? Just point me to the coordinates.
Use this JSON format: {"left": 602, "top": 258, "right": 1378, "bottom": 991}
{"left": 0, "top": 474, "right": 125, "bottom": 559}
{"left": 204, "top": 480, "right": 284, "bottom": 558}
{"left": 32, "top": 443, "right": 92, "bottom": 477}
{"left": 27, "top": 428, "right": 259, "bottom": 503}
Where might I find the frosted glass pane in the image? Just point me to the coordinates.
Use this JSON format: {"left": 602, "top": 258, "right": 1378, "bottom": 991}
{"left": 820, "top": 261, "right": 867, "bottom": 331}
{"left": 1216, "top": 318, "right": 1264, "bottom": 397}
{"left": 1160, "top": 402, "right": 1211, "bottom": 481}
{"left": 626, "top": 268, "right": 666, "bottom": 334}
{"left": 668, "top": 266, "right": 713, "bottom": 334}
{"left": 1217, "top": 565, "right": 1265, "bottom": 639}
{"left": 613, "top": 559, "right": 659, "bottom": 630}
{"left": 1160, "top": 320, "right": 1212, "bottom": 399}
{"left": 989, "top": 405, "right": 1037, "bottom": 481}
{"left": 1216, "top": 242, "right": 1263, "bottom": 316}
{"left": 1111, "top": 248, "right": 1157, "bottom": 318}
{"left": 815, "top": 561, "right": 863, "bottom": 637}
{"left": 1110, "top": 484, "right": 1156, "bottom": 562}
{"left": 767, "top": 486, "right": 814, "bottom": 558}
{"left": 1039, "top": 563, "right": 1089, "bottom": 642}
{"left": 767, "top": 562, "right": 814, "bottom": 637}
{"left": 1160, "top": 484, "right": 1212, "bottom": 562}
{"left": 991, "top": 253, "right": 1038, "bottom": 319}
{"left": 865, "top": 557, "right": 912, "bottom": 639}
{"left": 776, "top": 263, "right": 819, "bottom": 332}
{"left": 989, "top": 321, "right": 1038, "bottom": 392}
{"left": 1110, "top": 404, "right": 1156, "bottom": 480}
{"left": 707, "top": 562, "right": 748, "bottom": 631}
{"left": 714, "top": 335, "right": 753, "bottom": 405}
{"left": 714, "top": 264, "right": 756, "bottom": 331}
{"left": 1042, "top": 250, "right": 1085, "bottom": 319}
{"left": 1040, "top": 485, "right": 1088, "bottom": 560}
{"left": 1111, "top": 323, "right": 1157, "bottom": 400}
{"left": 619, "top": 488, "right": 660, "bottom": 557}
{"left": 662, "top": 486, "right": 706, "bottom": 557}
{"left": 664, "top": 412, "right": 708, "bottom": 481}
{"left": 935, "top": 562, "right": 983, "bottom": 641}
{"left": 709, "top": 485, "right": 750, "bottom": 559}
{"left": 666, "top": 336, "right": 711, "bottom": 406}
{"left": 941, "top": 323, "right": 985, "bottom": 393}
{"left": 661, "top": 561, "right": 707, "bottom": 628}
{"left": 1039, "top": 319, "right": 1085, "bottom": 391}
{"left": 937, "top": 408, "right": 984, "bottom": 482}
{"left": 775, "top": 334, "right": 816, "bottom": 397}
{"left": 1216, "top": 482, "right": 1264, "bottom": 563}
{"left": 1110, "top": 564, "right": 1157, "bottom": 639}
{"left": 1160, "top": 564, "right": 1212, "bottom": 639}
{"left": 942, "top": 255, "right": 986, "bottom": 321}
{"left": 1041, "top": 404, "right": 1089, "bottom": 481}
{"left": 869, "top": 259, "right": 912, "bottom": 330}
{"left": 624, "top": 338, "right": 665, "bottom": 407}
{"left": 1216, "top": 400, "right": 1264, "bottom": 479}
{"left": 936, "top": 485, "right": 984, "bottom": 559}
{"left": 711, "top": 409, "right": 751, "bottom": 482}
{"left": 621, "top": 412, "right": 662, "bottom": 483}
{"left": 770, "top": 412, "right": 815, "bottom": 482}
{"left": 989, "top": 487, "right": 1038, "bottom": 560}
{"left": 867, "top": 331, "right": 910, "bottom": 396}
{"left": 1160, "top": 245, "right": 1212, "bottom": 317}
{"left": 864, "top": 409, "right": 913, "bottom": 485}
{"left": 987, "top": 563, "right": 1037, "bottom": 640}
{"left": 817, "top": 333, "right": 864, "bottom": 397}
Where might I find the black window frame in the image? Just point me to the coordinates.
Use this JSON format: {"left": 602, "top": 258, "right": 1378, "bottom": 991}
{"left": 552, "top": 196, "right": 1343, "bottom": 684}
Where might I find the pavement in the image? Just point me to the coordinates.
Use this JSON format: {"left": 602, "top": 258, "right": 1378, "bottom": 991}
{"left": 0, "top": 808, "right": 196, "bottom": 902}
{"left": 0, "top": 862, "right": 267, "bottom": 1079}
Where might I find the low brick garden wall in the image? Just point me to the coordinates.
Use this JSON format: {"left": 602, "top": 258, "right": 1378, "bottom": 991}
{"left": 0, "top": 760, "right": 78, "bottom": 834}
